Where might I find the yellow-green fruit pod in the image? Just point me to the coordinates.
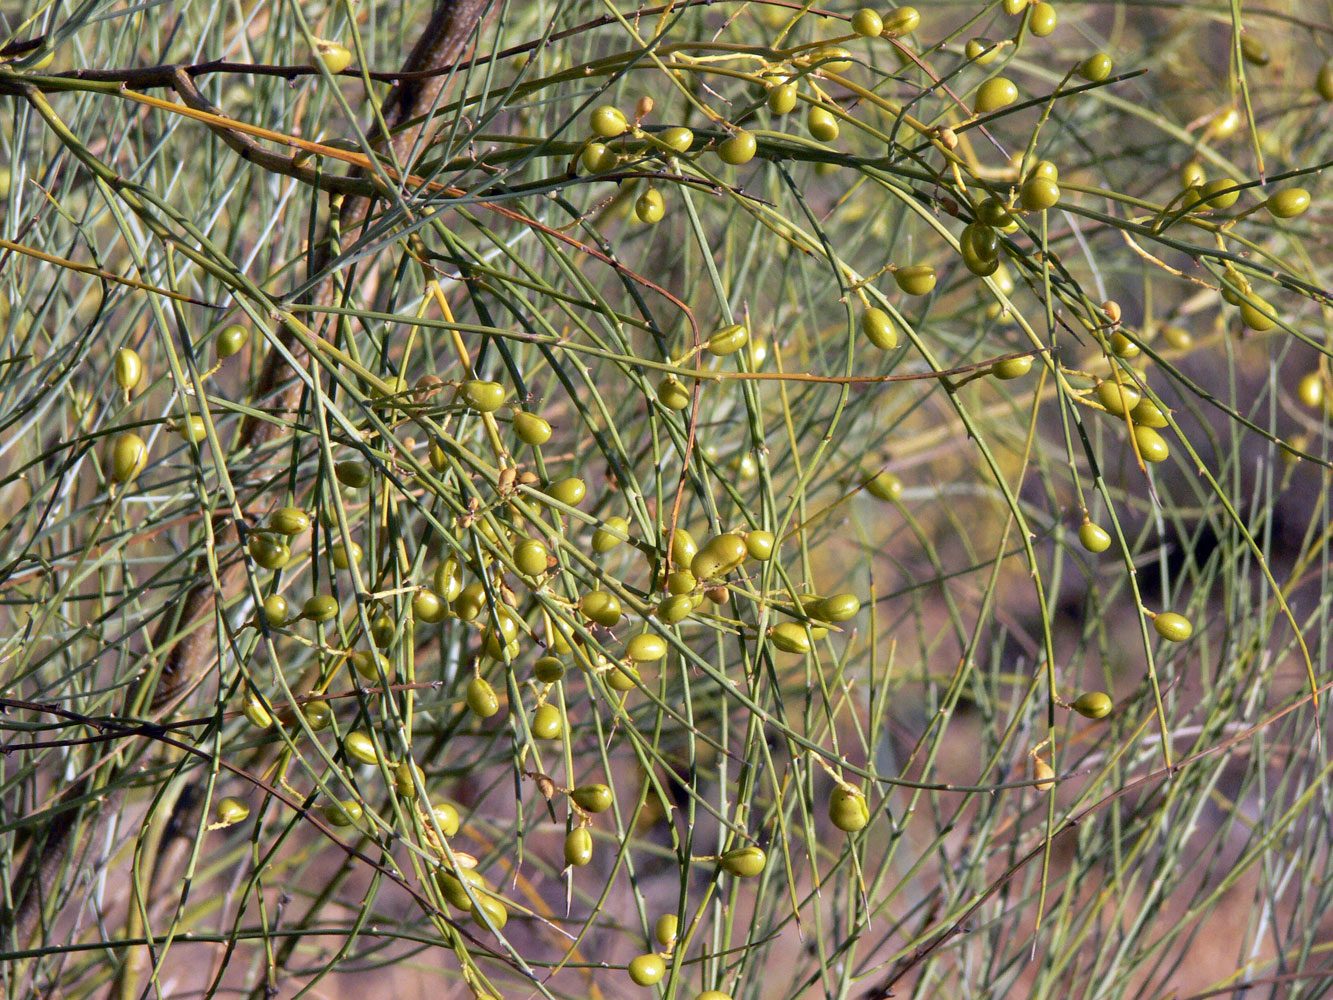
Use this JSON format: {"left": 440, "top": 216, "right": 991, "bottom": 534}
{"left": 547, "top": 476, "right": 587, "bottom": 507}
{"left": 807, "top": 106, "right": 839, "bottom": 142}
{"left": 483, "top": 612, "right": 521, "bottom": 660}
{"left": 1200, "top": 178, "right": 1239, "bottom": 211}
{"left": 590, "top": 105, "right": 629, "bottom": 138}
{"left": 719, "top": 845, "right": 766, "bottom": 878}
{"left": 960, "top": 223, "right": 1000, "bottom": 277}
{"left": 884, "top": 6, "right": 920, "bottom": 36}
{"left": 691, "top": 533, "right": 747, "bottom": 580}
{"left": 1133, "top": 425, "right": 1170, "bottom": 463}
{"left": 437, "top": 867, "right": 485, "bottom": 909}
{"left": 636, "top": 188, "right": 665, "bottom": 224}
{"left": 1239, "top": 297, "right": 1277, "bottom": 332}
{"left": 335, "top": 460, "right": 371, "bottom": 488}
{"left": 580, "top": 589, "right": 623, "bottom": 627}
{"left": 216, "top": 797, "right": 250, "bottom": 825}
{"left": 466, "top": 676, "right": 500, "bottom": 718}
{"left": 344, "top": 731, "right": 380, "bottom": 765}
{"left": 531, "top": 702, "right": 563, "bottom": 739}
{"left": 1072, "top": 691, "right": 1113, "bottom": 719}
{"left": 1220, "top": 265, "right": 1249, "bottom": 305}
{"left": 1241, "top": 35, "right": 1269, "bottom": 66}
{"left": 666, "top": 567, "right": 697, "bottom": 592}
{"left": 866, "top": 470, "right": 903, "bottom": 502}
{"left": 1319, "top": 61, "right": 1333, "bottom": 101}
{"left": 262, "top": 594, "right": 290, "bottom": 626}
{"left": 1027, "top": 1, "right": 1056, "bottom": 36}
{"left": 658, "top": 375, "right": 691, "bottom": 410}
{"left": 395, "top": 760, "right": 423, "bottom": 799}
{"left": 323, "top": 798, "right": 363, "bottom": 826}
{"left": 717, "top": 130, "right": 757, "bottom": 165}
{"left": 652, "top": 913, "right": 680, "bottom": 948}
{"left": 659, "top": 126, "right": 694, "bottom": 152}
{"left": 471, "top": 894, "right": 508, "bottom": 931}
{"left": 828, "top": 787, "right": 870, "bottom": 832}
{"left": 1266, "top": 187, "right": 1311, "bottom": 219}
{"left": 454, "top": 581, "right": 487, "bottom": 621}
{"left": 1130, "top": 397, "right": 1169, "bottom": 428}
{"left": 175, "top": 415, "right": 208, "bottom": 443}
{"left": 978, "top": 197, "right": 1017, "bottom": 232}
{"left": 243, "top": 694, "right": 273, "bottom": 729}
{"left": 533, "top": 656, "right": 565, "bottom": 683}
{"left": 1297, "top": 372, "right": 1325, "bottom": 409}
{"left": 269, "top": 506, "right": 310, "bottom": 535}
{"left": 303, "top": 698, "right": 333, "bottom": 731}
{"left": 459, "top": 379, "right": 505, "bottom": 412}
{"left": 809, "top": 46, "right": 853, "bottom": 73}
{"left": 697, "top": 993, "right": 734, "bottom": 1000}
{"left": 670, "top": 528, "right": 698, "bottom": 568}
{"left": 657, "top": 594, "right": 694, "bottom": 623}
{"left": 331, "top": 541, "right": 361, "bottom": 570}
{"left": 814, "top": 593, "right": 860, "bottom": 623}
{"left": 432, "top": 802, "right": 461, "bottom": 837}
{"left": 434, "top": 559, "right": 463, "bottom": 602}
{"left": 767, "top": 82, "right": 798, "bottom": 115}
{"left": 991, "top": 356, "right": 1033, "bottom": 380}
{"left": 303, "top": 594, "right": 339, "bottom": 622}
{"left": 572, "top": 783, "right": 613, "bottom": 812}
{"left": 514, "top": 537, "right": 549, "bottom": 577}
{"left": 216, "top": 324, "right": 248, "bottom": 358}
{"left": 627, "top": 633, "right": 668, "bottom": 662}
{"left": 593, "top": 516, "right": 630, "bottom": 553}
{"left": 628, "top": 954, "right": 666, "bottom": 987}
{"left": 1153, "top": 611, "right": 1193, "bottom": 642}
{"left": 249, "top": 534, "right": 291, "bottom": 570}
{"left": 1078, "top": 523, "right": 1112, "bottom": 553}
{"left": 894, "top": 264, "right": 936, "bottom": 296}
{"left": 313, "top": 39, "right": 353, "bottom": 74}
{"left": 513, "top": 410, "right": 552, "bottom": 446}
{"left": 861, "top": 307, "right": 898, "bottom": 350}
{"left": 564, "top": 827, "right": 594, "bottom": 867}
{"left": 351, "top": 649, "right": 392, "bottom": 682}
{"left": 114, "top": 348, "right": 142, "bottom": 391}
{"left": 1097, "top": 380, "right": 1141, "bottom": 416}
{"left": 110, "top": 432, "right": 148, "bottom": 483}
{"left": 1020, "top": 176, "right": 1060, "bottom": 211}
{"left": 745, "top": 529, "right": 775, "bottom": 561}
{"left": 770, "top": 622, "right": 812, "bottom": 654}
{"left": 851, "top": 7, "right": 883, "bottom": 37}
{"left": 412, "top": 588, "right": 447, "bottom": 623}
{"left": 580, "top": 141, "right": 618, "bottom": 174}
{"left": 707, "top": 323, "right": 750, "bottom": 357}
{"left": 975, "top": 76, "right": 1018, "bottom": 114}
{"left": 1079, "top": 53, "right": 1112, "bottom": 82}
{"left": 966, "top": 38, "right": 1000, "bottom": 64}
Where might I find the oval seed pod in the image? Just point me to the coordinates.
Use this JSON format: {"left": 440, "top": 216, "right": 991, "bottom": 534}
{"left": 670, "top": 528, "right": 698, "bottom": 568}
{"left": 707, "top": 323, "right": 750, "bottom": 357}
{"left": 216, "top": 324, "right": 248, "bottom": 358}
{"left": 1297, "top": 372, "right": 1326, "bottom": 410}
{"left": 745, "top": 530, "right": 775, "bottom": 560}
{"left": 851, "top": 8, "right": 883, "bottom": 37}
{"left": 110, "top": 433, "right": 148, "bottom": 483}
{"left": 395, "top": 760, "right": 423, "bottom": 799}
{"left": 658, "top": 375, "right": 691, "bottom": 410}
{"left": 1033, "top": 757, "right": 1056, "bottom": 791}
{"left": 828, "top": 787, "right": 870, "bottom": 832}
{"left": 807, "top": 105, "right": 840, "bottom": 142}
{"left": 767, "top": 81, "right": 797, "bottom": 115}
{"left": 466, "top": 676, "right": 500, "bottom": 718}
{"left": 437, "top": 867, "right": 486, "bottom": 909}
{"left": 814, "top": 593, "right": 860, "bottom": 622}
{"left": 1133, "top": 425, "right": 1170, "bottom": 463}
{"left": 216, "top": 797, "right": 250, "bottom": 825}
{"left": 514, "top": 537, "right": 549, "bottom": 577}
{"left": 628, "top": 954, "right": 667, "bottom": 987}
{"left": 547, "top": 477, "right": 587, "bottom": 507}
{"left": 533, "top": 656, "right": 565, "bottom": 683}
{"left": 866, "top": 471, "right": 903, "bottom": 502}
{"left": 432, "top": 802, "right": 461, "bottom": 837}
{"left": 1028, "top": 1, "right": 1056, "bottom": 35}
{"left": 303, "top": 594, "right": 339, "bottom": 622}
{"left": 770, "top": 622, "right": 812, "bottom": 654}
{"left": 243, "top": 693, "right": 273, "bottom": 729}
{"left": 580, "top": 590, "right": 623, "bottom": 627}
{"left": 636, "top": 188, "right": 665, "bottom": 224}
{"left": 471, "top": 894, "right": 509, "bottom": 931}
{"left": 269, "top": 507, "right": 310, "bottom": 536}
{"left": 564, "top": 827, "right": 594, "bottom": 867}
{"left": 719, "top": 845, "right": 766, "bottom": 877}
{"left": 459, "top": 379, "right": 505, "bottom": 412}
{"left": 975, "top": 76, "right": 1018, "bottom": 113}
{"left": 323, "top": 798, "right": 364, "bottom": 826}
{"left": 1153, "top": 611, "right": 1193, "bottom": 642}
{"left": 991, "top": 356, "right": 1032, "bottom": 380}
{"left": 312, "top": 38, "right": 352, "bottom": 74}
{"left": 1097, "top": 380, "right": 1141, "bottom": 416}
{"left": 344, "top": 731, "right": 380, "bottom": 765}
{"left": 302, "top": 698, "right": 333, "bottom": 731}
{"left": 434, "top": 559, "right": 462, "bottom": 603}
{"left": 531, "top": 703, "right": 564, "bottom": 739}
{"left": 249, "top": 534, "right": 291, "bottom": 570}
{"left": 657, "top": 594, "right": 694, "bottom": 623}
{"left": 1072, "top": 691, "right": 1113, "bottom": 719}
{"left": 1266, "top": 187, "right": 1311, "bottom": 219}
{"left": 114, "top": 348, "right": 142, "bottom": 391}
{"left": 1020, "top": 176, "right": 1060, "bottom": 212}
{"left": 659, "top": 126, "right": 694, "bottom": 152}
{"left": 894, "top": 264, "right": 936, "bottom": 296}
{"left": 691, "top": 533, "right": 748, "bottom": 580}
{"left": 572, "top": 783, "right": 614, "bottom": 812}
{"left": 590, "top": 105, "right": 629, "bottom": 138}
{"left": 1079, "top": 53, "right": 1112, "bottom": 82}
{"left": 513, "top": 411, "right": 552, "bottom": 445}
{"left": 1078, "top": 523, "right": 1112, "bottom": 553}
{"left": 412, "top": 589, "right": 447, "bottom": 623}
{"left": 861, "top": 307, "right": 898, "bottom": 350}
{"left": 655, "top": 913, "right": 679, "bottom": 947}
{"left": 884, "top": 5, "right": 920, "bottom": 35}
{"left": 262, "top": 594, "right": 290, "bottom": 626}
{"left": 593, "top": 516, "right": 630, "bottom": 553}
{"left": 717, "top": 130, "right": 757, "bottom": 165}
{"left": 1130, "top": 397, "right": 1169, "bottom": 428}
{"left": 626, "top": 633, "right": 668, "bottom": 662}
{"left": 331, "top": 541, "right": 361, "bottom": 570}
{"left": 335, "top": 460, "right": 371, "bottom": 488}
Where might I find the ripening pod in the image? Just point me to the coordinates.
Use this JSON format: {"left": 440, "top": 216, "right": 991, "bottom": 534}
{"left": 707, "top": 323, "right": 750, "bottom": 357}
{"left": 110, "top": 432, "right": 148, "bottom": 483}
{"left": 412, "top": 588, "right": 447, "bottom": 623}
{"left": 572, "top": 783, "right": 613, "bottom": 812}
{"left": 466, "top": 676, "right": 501, "bottom": 718}
{"left": 530, "top": 702, "right": 564, "bottom": 739}
{"left": 990, "top": 355, "right": 1032, "bottom": 380}
{"left": 323, "top": 798, "right": 364, "bottom": 826}
{"left": 434, "top": 559, "right": 462, "bottom": 603}
{"left": 302, "top": 698, "right": 333, "bottom": 731}
{"left": 1033, "top": 756, "right": 1056, "bottom": 791}
{"left": 894, "top": 264, "right": 936, "bottom": 296}
{"left": 1153, "top": 611, "right": 1193, "bottom": 642}
{"left": 828, "top": 786, "right": 870, "bottom": 832}
{"left": 580, "top": 589, "right": 623, "bottom": 627}
{"left": 395, "top": 760, "right": 423, "bottom": 799}
{"left": 1078, "top": 522, "right": 1112, "bottom": 553}
{"left": 513, "top": 410, "right": 552, "bottom": 445}
{"left": 249, "top": 533, "right": 291, "bottom": 570}
{"left": 432, "top": 801, "right": 461, "bottom": 837}
{"left": 215, "top": 797, "right": 250, "bottom": 825}
{"left": 635, "top": 188, "right": 665, "bottom": 224}
{"left": 974, "top": 76, "right": 1018, "bottom": 114}
{"left": 866, "top": 470, "right": 903, "bottom": 501}
{"left": 716, "top": 130, "right": 757, "bottom": 165}
{"left": 471, "top": 894, "right": 509, "bottom": 932}
{"left": 1096, "top": 380, "right": 1141, "bottom": 416}
{"left": 312, "top": 38, "right": 353, "bottom": 74}
{"left": 216, "top": 324, "right": 249, "bottom": 358}
{"left": 261, "top": 594, "right": 290, "bottom": 626}
{"left": 243, "top": 693, "right": 273, "bottom": 728}
{"left": 745, "top": 530, "right": 775, "bottom": 560}
{"left": 533, "top": 656, "right": 565, "bottom": 682}
{"left": 658, "top": 126, "right": 694, "bottom": 153}
{"left": 1072, "top": 691, "right": 1113, "bottom": 719}
{"left": 769, "top": 622, "right": 812, "bottom": 654}
{"left": 268, "top": 506, "right": 310, "bottom": 535}
{"left": 658, "top": 375, "right": 691, "bottom": 410}
{"left": 437, "top": 866, "right": 487, "bottom": 909}
{"left": 590, "top": 105, "right": 629, "bottom": 138}
{"left": 114, "top": 348, "right": 142, "bottom": 391}
{"left": 690, "top": 533, "right": 748, "bottom": 580}
{"left": 719, "top": 845, "right": 766, "bottom": 877}
{"left": 813, "top": 592, "right": 860, "bottom": 622}
{"left": 344, "top": 731, "right": 380, "bottom": 765}
{"left": 628, "top": 954, "right": 667, "bottom": 987}
{"left": 459, "top": 379, "right": 505, "bottom": 412}
{"left": 564, "top": 827, "right": 594, "bottom": 867}
{"left": 513, "top": 537, "right": 549, "bottom": 577}
{"left": 654, "top": 913, "right": 679, "bottom": 948}
{"left": 861, "top": 306, "right": 899, "bottom": 350}
{"left": 626, "top": 632, "right": 668, "bottom": 662}
{"left": 593, "top": 515, "right": 630, "bottom": 553}
{"left": 335, "top": 460, "right": 371, "bottom": 488}
{"left": 303, "top": 594, "right": 339, "bottom": 622}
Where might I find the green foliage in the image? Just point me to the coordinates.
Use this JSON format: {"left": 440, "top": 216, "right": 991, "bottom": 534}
{"left": 3, "top": 1, "right": 1333, "bottom": 999}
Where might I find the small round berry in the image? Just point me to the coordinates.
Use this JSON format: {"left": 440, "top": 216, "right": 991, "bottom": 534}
{"left": 1078, "top": 53, "right": 1112, "bottom": 82}
{"left": 268, "top": 506, "right": 310, "bottom": 536}
{"left": 216, "top": 797, "right": 250, "bottom": 825}
{"left": 114, "top": 348, "right": 142, "bottom": 391}
{"left": 313, "top": 39, "right": 352, "bottom": 74}
{"left": 659, "top": 126, "right": 694, "bottom": 152}
{"left": 1266, "top": 187, "right": 1311, "bottom": 219}
{"left": 1133, "top": 425, "right": 1170, "bottom": 463}
{"left": 303, "top": 594, "right": 339, "bottom": 622}
{"left": 1078, "top": 522, "right": 1112, "bottom": 553}
{"left": 110, "top": 433, "right": 148, "bottom": 483}
{"left": 745, "top": 529, "right": 775, "bottom": 560}
{"left": 412, "top": 589, "right": 448, "bottom": 623}
{"left": 719, "top": 845, "right": 766, "bottom": 877}
{"left": 459, "top": 379, "right": 505, "bottom": 412}
{"left": 862, "top": 307, "right": 898, "bottom": 350}
{"left": 1072, "top": 691, "right": 1113, "bottom": 719}
{"left": 1027, "top": 1, "right": 1056, "bottom": 36}
{"left": 262, "top": 594, "right": 290, "bottom": 626}
{"left": 546, "top": 476, "right": 587, "bottom": 507}
{"left": 531, "top": 703, "right": 564, "bottom": 740}
{"left": 513, "top": 537, "right": 549, "bottom": 577}
{"left": 249, "top": 534, "right": 291, "bottom": 570}
{"left": 335, "top": 460, "right": 371, "bottom": 488}
{"left": 894, "top": 264, "right": 936, "bottom": 296}
{"left": 975, "top": 77, "right": 1018, "bottom": 114}
{"left": 828, "top": 787, "right": 870, "bottom": 832}
{"left": 991, "top": 355, "right": 1033, "bottom": 380}
{"left": 593, "top": 516, "right": 630, "bottom": 553}
{"left": 513, "top": 411, "right": 552, "bottom": 446}
{"left": 572, "top": 783, "right": 614, "bottom": 813}
{"left": 344, "top": 731, "right": 380, "bottom": 765}
{"left": 767, "top": 82, "right": 797, "bottom": 115}
{"left": 717, "top": 131, "right": 757, "bottom": 165}
{"left": 580, "top": 141, "right": 618, "bottom": 174}
{"left": 626, "top": 632, "right": 669, "bottom": 662}
{"left": 851, "top": 8, "right": 883, "bottom": 37}
{"left": 628, "top": 954, "right": 667, "bottom": 987}
{"left": 564, "top": 827, "right": 594, "bottom": 867}
{"left": 1153, "top": 611, "right": 1193, "bottom": 642}
{"left": 1297, "top": 372, "right": 1325, "bottom": 409}
{"left": 807, "top": 106, "right": 839, "bottom": 142}
{"left": 636, "top": 188, "right": 665, "bottom": 224}
{"left": 866, "top": 470, "right": 903, "bottom": 502}
{"left": 1020, "top": 176, "right": 1060, "bottom": 211}
{"left": 216, "top": 324, "right": 249, "bottom": 358}
{"left": 590, "top": 105, "right": 629, "bottom": 139}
